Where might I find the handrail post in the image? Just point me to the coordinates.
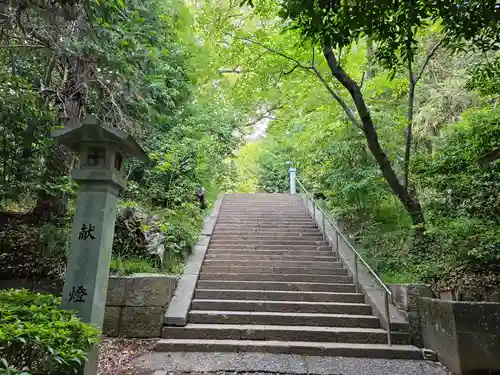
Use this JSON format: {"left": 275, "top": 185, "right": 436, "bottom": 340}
{"left": 321, "top": 210, "right": 326, "bottom": 241}
{"left": 354, "top": 253, "right": 359, "bottom": 294}
{"left": 334, "top": 228, "right": 339, "bottom": 253}
{"left": 312, "top": 200, "right": 316, "bottom": 226}
{"left": 385, "top": 291, "right": 392, "bottom": 346}
{"left": 289, "top": 167, "right": 297, "bottom": 194}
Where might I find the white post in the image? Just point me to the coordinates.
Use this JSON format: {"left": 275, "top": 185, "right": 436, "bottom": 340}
{"left": 289, "top": 167, "right": 297, "bottom": 194}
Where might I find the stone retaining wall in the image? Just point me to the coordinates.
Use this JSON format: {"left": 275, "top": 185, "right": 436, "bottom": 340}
{"left": 418, "top": 296, "right": 500, "bottom": 375}
{"left": 0, "top": 274, "right": 177, "bottom": 338}
{"left": 104, "top": 274, "right": 177, "bottom": 337}
{"left": 389, "top": 283, "right": 434, "bottom": 347}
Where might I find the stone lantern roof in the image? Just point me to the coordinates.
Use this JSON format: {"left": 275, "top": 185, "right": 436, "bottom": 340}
{"left": 52, "top": 115, "right": 149, "bottom": 163}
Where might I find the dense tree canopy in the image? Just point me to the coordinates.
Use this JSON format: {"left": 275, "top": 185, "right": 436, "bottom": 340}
{"left": 0, "top": 0, "right": 498, "bottom": 292}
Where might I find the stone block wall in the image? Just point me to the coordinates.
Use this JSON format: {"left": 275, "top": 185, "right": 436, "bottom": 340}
{"left": 418, "top": 296, "right": 500, "bottom": 375}
{"left": 0, "top": 274, "right": 177, "bottom": 338}
{"left": 103, "top": 274, "right": 177, "bottom": 338}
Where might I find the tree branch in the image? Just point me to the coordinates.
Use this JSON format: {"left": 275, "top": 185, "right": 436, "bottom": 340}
{"left": 242, "top": 104, "right": 283, "bottom": 128}
{"left": 218, "top": 68, "right": 244, "bottom": 74}
{"left": 359, "top": 71, "right": 366, "bottom": 89}
{"left": 235, "top": 37, "right": 312, "bottom": 70}
{"left": 323, "top": 45, "right": 424, "bottom": 225}
{"left": 0, "top": 44, "right": 46, "bottom": 49}
{"left": 311, "top": 65, "right": 361, "bottom": 128}
{"left": 238, "top": 38, "right": 361, "bottom": 128}
{"left": 416, "top": 40, "right": 443, "bottom": 83}
{"left": 404, "top": 39, "right": 443, "bottom": 190}
{"left": 283, "top": 63, "right": 300, "bottom": 75}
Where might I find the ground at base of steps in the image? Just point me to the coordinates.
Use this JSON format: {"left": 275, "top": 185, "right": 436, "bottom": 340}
{"left": 133, "top": 350, "right": 452, "bottom": 375}
{"left": 98, "top": 338, "right": 451, "bottom": 375}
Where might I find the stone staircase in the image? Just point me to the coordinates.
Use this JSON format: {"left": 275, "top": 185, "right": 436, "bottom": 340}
{"left": 157, "top": 193, "right": 421, "bottom": 358}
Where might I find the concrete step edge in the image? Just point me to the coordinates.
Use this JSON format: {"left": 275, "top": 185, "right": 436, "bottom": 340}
{"left": 203, "top": 260, "right": 341, "bottom": 265}
{"left": 198, "top": 273, "right": 352, "bottom": 282}
{"left": 200, "top": 267, "right": 348, "bottom": 274}
{"left": 204, "top": 256, "right": 337, "bottom": 259}
{"left": 192, "top": 299, "right": 370, "bottom": 307}
{"left": 197, "top": 281, "right": 355, "bottom": 287}
{"left": 187, "top": 310, "right": 380, "bottom": 327}
{"left": 162, "top": 324, "right": 409, "bottom": 345}
{"left": 154, "top": 339, "right": 422, "bottom": 359}
{"left": 188, "top": 310, "right": 377, "bottom": 319}
{"left": 191, "top": 299, "right": 372, "bottom": 314}
{"left": 195, "top": 289, "right": 361, "bottom": 296}
{"left": 172, "top": 323, "right": 387, "bottom": 333}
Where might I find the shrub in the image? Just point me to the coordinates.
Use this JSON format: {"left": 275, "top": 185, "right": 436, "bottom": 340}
{"left": 0, "top": 289, "right": 100, "bottom": 375}
{"left": 0, "top": 221, "right": 67, "bottom": 280}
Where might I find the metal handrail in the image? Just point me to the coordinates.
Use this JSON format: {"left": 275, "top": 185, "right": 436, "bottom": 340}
{"left": 295, "top": 178, "right": 393, "bottom": 346}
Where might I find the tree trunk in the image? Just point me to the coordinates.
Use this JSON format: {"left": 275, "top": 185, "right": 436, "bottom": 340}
{"left": 322, "top": 46, "right": 425, "bottom": 226}
{"left": 404, "top": 67, "right": 416, "bottom": 191}
{"left": 33, "top": 57, "right": 89, "bottom": 221}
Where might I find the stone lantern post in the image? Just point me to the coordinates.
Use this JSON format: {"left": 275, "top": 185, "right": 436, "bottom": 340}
{"left": 52, "top": 115, "right": 148, "bottom": 374}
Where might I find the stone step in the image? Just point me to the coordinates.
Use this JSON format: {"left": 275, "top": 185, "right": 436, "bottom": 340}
{"left": 194, "top": 289, "right": 364, "bottom": 303}
{"left": 216, "top": 219, "right": 314, "bottom": 224}
{"left": 215, "top": 223, "right": 317, "bottom": 229}
{"left": 208, "top": 244, "right": 330, "bottom": 250}
{"left": 222, "top": 201, "right": 302, "bottom": 204}
{"left": 206, "top": 249, "right": 335, "bottom": 257}
{"left": 214, "top": 228, "right": 320, "bottom": 234}
{"left": 217, "top": 220, "right": 312, "bottom": 224}
{"left": 191, "top": 299, "right": 372, "bottom": 314}
{"left": 202, "top": 260, "right": 342, "bottom": 268}
{"left": 211, "top": 234, "right": 324, "bottom": 240}
{"left": 162, "top": 324, "right": 407, "bottom": 345}
{"left": 154, "top": 339, "right": 422, "bottom": 359}
{"left": 197, "top": 280, "right": 356, "bottom": 293}
{"left": 200, "top": 266, "right": 348, "bottom": 276}
{"left": 188, "top": 311, "right": 379, "bottom": 328}
{"left": 198, "top": 273, "right": 352, "bottom": 283}
{"left": 221, "top": 209, "right": 305, "bottom": 212}
{"left": 204, "top": 254, "right": 337, "bottom": 262}
{"left": 218, "top": 214, "right": 308, "bottom": 218}
{"left": 219, "top": 212, "right": 307, "bottom": 215}
{"left": 210, "top": 240, "right": 325, "bottom": 246}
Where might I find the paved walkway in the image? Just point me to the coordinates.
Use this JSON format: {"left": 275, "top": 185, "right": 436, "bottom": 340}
{"left": 134, "top": 352, "right": 451, "bottom": 375}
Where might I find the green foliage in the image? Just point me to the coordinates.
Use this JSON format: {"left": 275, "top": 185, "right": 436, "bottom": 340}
{"left": 0, "top": 75, "right": 56, "bottom": 205}
{"left": 0, "top": 220, "right": 67, "bottom": 280}
{"left": 257, "top": 146, "right": 291, "bottom": 193}
{"left": 414, "top": 107, "right": 500, "bottom": 274}
{"left": 467, "top": 56, "right": 500, "bottom": 96}
{"left": 0, "top": 0, "right": 247, "bottom": 279}
{"left": 0, "top": 289, "right": 100, "bottom": 375}
{"left": 110, "top": 257, "right": 159, "bottom": 275}
{"left": 261, "top": 0, "right": 499, "bottom": 69}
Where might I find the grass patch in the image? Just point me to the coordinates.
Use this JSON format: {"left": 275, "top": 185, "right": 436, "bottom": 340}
{"left": 380, "top": 270, "right": 418, "bottom": 284}
{"left": 110, "top": 256, "right": 185, "bottom": 276}
{"left": 110, "top": 258, "right": 159, "bottom": 276}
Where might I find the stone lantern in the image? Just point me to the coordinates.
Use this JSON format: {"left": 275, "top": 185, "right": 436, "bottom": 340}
{"left": 52, "top": 115, "right": 148, "bottom": 375}
{"left": 53, "top": 115, "right": 148, "bottom": 189}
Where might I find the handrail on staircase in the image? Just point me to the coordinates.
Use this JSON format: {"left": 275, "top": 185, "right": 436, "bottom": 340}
{"left": 293, "top": 177, "right": 393, "bottom": 346}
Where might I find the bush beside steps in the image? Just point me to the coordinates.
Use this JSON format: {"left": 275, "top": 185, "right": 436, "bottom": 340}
{"left": 0, "top": 289, "right": 100, "bottom": 375}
